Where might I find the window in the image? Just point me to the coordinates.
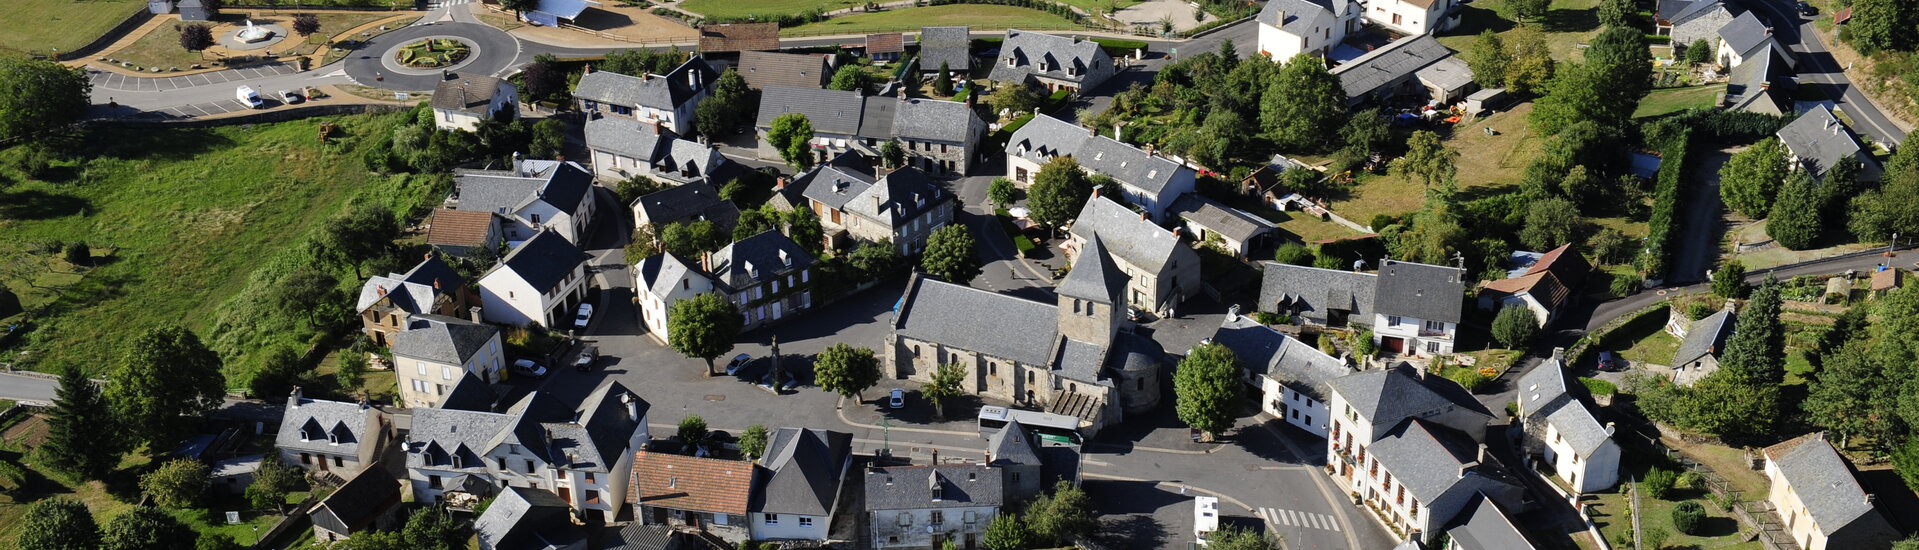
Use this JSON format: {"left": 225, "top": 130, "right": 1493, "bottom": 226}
{"left": 586, "top": 490, "right": 601, "bottom": 504}
{"left": 531, "top": 214, "right": 541, "bottom": 224}
{"left": 333, "top": 456, "right": 344, "bottom": 467}
{"left": 963, "top": 511, "right": 977, "bottom": 524}
{"left": 1387, "top": 316, "right": 1402, "bottom": 326}
{"left": 417, "top": 362, "right": 428, "bottom": 375}
{"left": 585, "top": 472, "right": 596, "bottom": 484}
{"left": 525, "top": 459, "right": 536, "bottom": 473}
{"left": 1305, "top": 415, "right": 1313, "bottom": 425}
{"left": 930, "top": 511, "right": 944, "bottom": 524}
{"left": 1427, "top": 341, "right": 1440, "bottom": 353}
{"left": 1291, "top": 409, "right": 1300, "bottom": 419}
{"left": 497, "top": 457, "right": 507, "bottom": 469}
{"left": 442, "top": 366, "right": 453, "bottom": 380}
{"left": 766, "top": 514, "right": 780, "bottom": 525}
{"left": 798, "top": 517, "right": 813, "bottom": 527}
{"left": 1425, "top": 320, "right": 1445, "bottom": 332}
{"left": 429, "top": 475, "right": 442, "bottom": 489}
{"left": 1011, "top": 472, "right": 1021, "bottom": 482}
{"left": 898, "top": 512, "right": 913, "bottom": 526}
{"left": 300, "top": 453, "right": 311, "bottom": 465}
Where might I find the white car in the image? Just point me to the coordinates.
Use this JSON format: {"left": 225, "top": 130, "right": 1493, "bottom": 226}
{"left": 512, "top": 359, "right": 548, "bottom": 378}
{"left": 235, "top": 86, "right": 264, "bottom": 109}
{"left": 278, "top": 89, "right": 303, "bottom": 104}
{"left": 724, "top": 353, "right": 753, "bottom": 376}
{"left": 888, "top": 388, "right": 906, "bottom": 409}
{"left": 574, "top": 303, "right": 593, "bottom": 330}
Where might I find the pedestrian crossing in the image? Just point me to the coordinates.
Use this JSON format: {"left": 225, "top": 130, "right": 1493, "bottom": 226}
{"left": 1256, "top": 507, "right": 1343, "bottom": 532}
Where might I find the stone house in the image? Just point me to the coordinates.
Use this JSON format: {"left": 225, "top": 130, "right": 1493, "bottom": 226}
{"left": 1777, "top": 105, "right": 1884, "bottom": 183}
{"left": 1064, "top": 195, "right": 1202, "bottom": 317}
{"left": 1515, "top": 357, "right": 1620, "bottom": 493}
{"left": 987, "top": 29, "right": 1116, "bottom": 94}
{"left": 631, "top": 181, "right": 740, "bottom": 236}
{"left": 918, "top": 26, "right": 974, "bottom": 75}
{"left": 425, "top": 209, "right": 504, "bottom": 260}
{"left": 1259, "top": 258, "right": 1464, "bottom": 358}
{"left": 1669, "top": 303, "right": 1735, "bottom": 386}
{"left": 866, "top": 464, "right": 1003, "bottom": 549}
{"left": 630, "top": 450, "right": 756, "bottom": 544}
{"left": 1168, "top": 194, "right": 1279, "bottom": 259}
{"left": 709, "top": 230, "right": 818, "bottom": 331}
{"left": 310, "top": 466, "right": 403, "bottom": 543}
{"left": 1714, "top": 11, "right": 1788, "bottom": 70}
{"left": 355, "top": 255, "right": 476, "bottom": 347}
{"left": 584, "top": 117, "right": 732, "bottom": 185}
{"left": 801, "top": 164, "right": 957, "bottom": 255}
{"left": 431, "top": 74, "right": 518, "bottom": 132}
{"left": 573, "top": 59, "right": 718, "bottom": 136}
{"left": 476, "top": 228, "right": 591, "bottom": 329}
{"left": 1763, "top": 433, "right": 1902, "bottom": 550}
{"left": 1002, "top": 114, "right": 1197, "bottom": 221}
{"left": 1655, "top": 0, "right": 1736, "bottom": 53}
{"left": 450, "top": 159, "right": 598, "bottom": 246}
{"left": 391, "top": 314, "right": 505, "bottom": 409}
{"left": 754, "top": 86, "right": 985, "bottom": 176}
{"left": 276, "top": 387, "right": 390, "bottom": 480}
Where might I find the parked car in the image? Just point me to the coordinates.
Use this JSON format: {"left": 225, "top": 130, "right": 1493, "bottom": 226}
{"left": 1598, "top": 351, "right": 1626, "bottom": 372}
{"left": 888, "top": 388, "right": 906, "bottom": 409}
{"left": 236, "top": 86, "right": 264, "bottom": 109}
{"left": 724, "top": 353, "right": 753, "bottom": 376}
{"left": 1797, "top": 1, "right": 1817, "bottom": 16}
{"left": 512, "top": 359, "right": 548, "bottom": 378}
{"left": 573, "top": 344, "right": 598, "bottom": 372}
{"left": 278, "top": 89, "right": 302, "bottom": 104}
{"left": 574, "top": 303, "right": 593, "bottom": 330}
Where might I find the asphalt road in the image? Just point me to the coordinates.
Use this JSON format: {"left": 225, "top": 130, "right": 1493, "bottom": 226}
{"left": 1748, "top": 0, "right": 1908, "bottom": 144}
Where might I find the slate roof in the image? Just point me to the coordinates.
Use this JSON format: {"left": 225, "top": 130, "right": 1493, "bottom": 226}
{"left": 453, "top": 161, "right": 595, "bottom": 217}
{"left": 1331, "top": 34, "right": 1455, "bottom": 100}
{"left": 866, "top": 32, "right": 905, "bottom": 54}
{"left": 277, "top": 395, "right": 378, "bottom": 455}
{"left": 778, "top": 153, "right": 875, "bottom": 210}
{"left": 599, "top": 523, "right": 689, "bottom": 550}
{"left": 756, "top": 86, "right": 867, "bottom": 135}
{"left": 1003, "top": 114, "right": 1091, "bottom": 163}
{"left": 431, "top": 74, "right": 507, "bottom": 115}
{"left": 633, "top": 181, "right": 740, "bottom": 231}
{"left": 355, "top": 276, "right": 437, "bottom": 315}
{"left": 1366, "top": 419, "right": 1508, "bottom": 504}
{"left": 390, "top": 314, "right": 498, "bottom": 365}
{"left": 407, "top": 407, "right": 514, "bottom": 474}
{"left": 1257, "top": 0, "right": 1347, "bottom": 35}
{"left": 707, "top": 230, "right": 817, "bottom": 293}
{"left": 988, "top": 420, "right": 1042, "bottom": 466}
{"left": 1673, "top": 308, "right": 1735, "bottom": 367}
{"left": 1057, "top": 235, "right": 1128, "bottom": 304}
{"left": 495, "top": 229, "right": 590, "bottom": 293}
{"left": 1258, "top": 262, "right": 1378, "bottom": 321}
{"left": 1718, "top": 12, "right": 1774, "bottom": 58}
{"left": 1724, "top": 46, "right": 1796, "bottom": 115}
{"left": 1517, "top": 360, "right": 1611, "bottom": 458}
{"left": 1052, "top": 337, "right": 1111, "bottom": 386}
{"left": 893, "top": 275, "right": 1060, "bottom": 366}
{"left": 1111, "top": 331, "right": 1164, "bottom": 373}
{"left": 864, "top": 464, "right": 1004, "bottom": 510}
{"left": 634, "top": 252, "right": 718, "bottom": 298}
{"left": 630, "top": 451, "right": 755, "bottom": 515}
{"left": 1068, "top": 196, "right": 1183, "bottom": 273}
{"left": 427, "top": 209, "right": 500, "bottom": 249}
{"left": 1525, "top": 244, "right": 1590, "bottom": 282}
{"left": 1777, "top": 105, "right": 1882, "bottom": 180}
{"left": 1763, "top": 433, "right": 1888, "bottom": 537}
{"left": 751, "top": 428, "right": 853, "bottom": 516}
{"left": 1170, "top": 194, "right": 1277, "bottom": 244}
{"left": 736, "top": 51, "right": 831, "bottom": 90}
{"left": 1375, "top": 260, "right": 1465, "bottom": 323}
{"left": 1657, "top": 0, "right": 1728, "bottom": 24}
{"left": 1326, "top": 365, "right": 1491, "bottom": 430}
{"left": 1211, "top": 315, "right": 1349, "bottom": 400}
{"left": 1074, "top": 136, "right": 1188, "bottom": 197}
{"left": 988, "top": 29, "right": 1113, "bottom": 86}
{"left": 439, "top": 371, "right": 497, "bottom": 412}
{"left": 311, "top": 465, "right": 401, "bottom": 536}
{"left": 585, "top": 116, "right": 671, "bottom": 160}
{"left": 894, "top": 98, "right": 981, "bottom": 144}
{"left": 475, "top": 486, "right": 585, "bottom": 550}
{"left": 699, "top": 23, "right": 780, "bottom": 52}
{"left": 547, "top": 380, "right": 648, "bottom": 471}
{"left": 574, "top": 58, "right": 718, "bottom": 111}
{"left": 918, "top": 26, "right": 974, "bottom": 71}
{"left": 1446, "top": 493, "right": 1537, "bottom": 550}
{"left": 410, "top": 380, "right": 644, "bottom": 474}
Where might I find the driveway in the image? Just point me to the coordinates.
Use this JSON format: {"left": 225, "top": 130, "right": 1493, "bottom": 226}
{"left": 1666, "top": 148, "right": 1734, "bottom": 285}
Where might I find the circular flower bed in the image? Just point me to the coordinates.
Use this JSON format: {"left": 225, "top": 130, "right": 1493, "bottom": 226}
{"left": 394, "top": 38, "right": 471, "bottom": 68}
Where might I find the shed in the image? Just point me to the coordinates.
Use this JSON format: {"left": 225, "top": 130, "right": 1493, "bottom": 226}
{"left": 149, "top": 0, "right": 173, "bottom": 15}
{"left": 1465, "top": 88, "right": 1508, "bottom": 115}
{"left": 210, "top": 454, "right": 266, "bottom": 495}
{"left": 1825, "top": 276, "right": 1851, "bottom": 303}
{"left": 1873, "top": 267, "right": 1902, "bottom": 295}
{"left": 177, "top": 0, "right": 209, "bottom": 21}
{"left": 522, "top": 0, "right": 601, "bottom": 26}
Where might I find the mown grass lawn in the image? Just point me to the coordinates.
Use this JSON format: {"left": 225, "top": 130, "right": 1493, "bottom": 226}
{"left": 1635, "top": 85, "right": 1728, "bottom": 119}
{"left": 0, "top": 0, "right": 150, "bottom": 56}
{"left": 782, "top": 5, "right": 1078, "bottom": 36}
{"left": 1436, "top": 0, "right": 1603, "bottom": 63}
{"left": 0, "top": 112, "right": 422, "bottom": 377}
{"left": 681, "top": 0, "right": 862, "bottom": 19}
{"left": 106, "top": 22, "right": 222, "bottom": 71}
{"left": 1329, "top": 104, "right": 1543, "bottom": 224}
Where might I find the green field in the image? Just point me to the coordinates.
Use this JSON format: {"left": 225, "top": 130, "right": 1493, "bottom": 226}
{"left": 1635, "top": 85, "right": 1728, "bottom": 119}
{"left": 0, "top": 112, "right": 431, "bottom": 378}
{"left": 1436, "top": 0, "right": 1603, "bottom": 63}
{"left": 681, "top": 0, "right": 862, "bottom": 19}
{"left": 783, "top": 4, "right": 1079, "bottom": 36}
{"left": 0, "top": 0, "right": 151, "bottom": 56}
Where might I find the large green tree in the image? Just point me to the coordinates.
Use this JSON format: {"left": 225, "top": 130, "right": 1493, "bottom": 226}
{"left": 42, "top": 365, "right": 123, "bottom": 480}
{"left": 140, "top": 458, "right": 209, "bottom": 509}
{"left": 1520, "top": 196, "right": 1580, "bottom": 250}
{"left": 987, "top": 83, "right": 1043, "bottom": 117}
{"left": 1597, "top": 0, "right": 1636, "bottom": 27}
{"left": 1491, "top": 306, "right": 1538, "bottom": 349}
{"left": 659, "top": 219, "right": 726, "bottom": 258}
{"left": 20, "top": 497, "right": 100, "bottom": 550}
{"left": 667, "top": 292, "right": 743, "bottom": 376}
{"left": 1503, "top": 28, "right": 1556, "bottom": 95}
{"left": 828, "top": 64, "right": 875, "bottom": 93}
{"left": 785, "top": 207, "right": 825, "bottom": 257}
{"left": 738, "top": 424, "right": 769, "bottom": 460}
{"left": 1175, "top": 343, "right": 1240, "bottom": 441}
{"left": 1498, "top": 0, "right": 1550, "bottom": 25}
{"left": 1848, "top": 0, "right": 1919, "bottom": 55}
{"left": 1719, "top": 137, "right": 1790, "bottom": 218}
{"left": 319, "top": 204, "right": 401, "bottom": 278}
{"left": 813, "top": 343, "right": 882, "bottom": 401}
{"left": 933, "top": 61, "right": 954, "bottom": 96}
{"left": 106, "top": 325, "right": 225, "bottom": 451}
{"left": 1466, "top": 32, "right": 1510, "bottom": 89}
{"left": 1586, "top": 27, "right": 1654, "bottom": 101}
{"left": 1529, "top": 62, "right": 1637, "bottom": 134}
{"left": 921, "top": 363, "right": 966, "bottom": 420}
{"left": 767, "top": 113, "right": 816, "bottom": 170}
{"left": 1392, "top": 130, "right": 1457, "bottom": 192}
{"left": 982, "top": 512, "right": 1031, "bottom": 550}
{"left": 1260, "top": 53, "right": 1346, "bottom": 152}
{"left": 1024, "top": 481, "right": 1096, "bottom": 546}
{"left": 100, "top": 506, "right": 196, "bottom": 550}
{"left": 1027, "top": 156, "right": 1094, "bottom": 233}
{"left": 1767, "top": 170, "right": 1824, "bottom": 250}
{"left": 694, "top": 68, "right": 753, "bottom": 139}
{"left": 246, "top": 455, "right": 305, "bottom": 511}
{"left": 0, "top": 57, "right": 92, "bottom": 143}
{"left": 921, "top": 225, "right": 982, "bottom": 284}
{"left": 1804, "top": 340, "right": 1897, "bottom": 446}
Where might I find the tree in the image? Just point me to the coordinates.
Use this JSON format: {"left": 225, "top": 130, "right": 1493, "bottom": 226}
{"left": 677, "top": 415, "right": 709, "bottom": 452}
{"left": 1466, "top": 31, "right": 1510, "bottom": 89}
{"left": 498, "top": 0, "right": 540, "bottom": 15}
{"left": 1712, "top": 259, "right": 1748, "bottom": 299}
{"left": 848, "top": 238, "right": 901, "bottom": 278}
{"left": 1204, "top": 526, "right": 1279, "bottom": 550}
{"left": 520, "top": 55, "right": 568, "bottom": 103}
{"left": 20, "top": 497, "right": 100, "bottom": 550}
{"left": 1025, "top": 481, "right": 1096, "bottom": 546}
{"left": 319, "top": 204, "right": 400, "bottom": 278}
{"left": 179, "top": 24, "right": 214, "bottom": 52}
{"left": 813, "top": 343, "right": 882, "bottom": 401}
{"left": 1598, "top": 0, "right": 1636, "bottom": 28}
{"left": 141, "top": 458, "right": 209, "bottom": 509}
{"left": 667, "top": 293, "right": 742, "bottom": 376}
{"left": 198, "top": 534, "right": 243, "bottom": 550}
{"left": 1848, "top": 0, "right": 1918, "bottom": 55}
{"left": 1717, "top": 278, "right": 1784, "bottom": 386}
{"left": 1642, "top": 467, "right": 1677, "bottom": 499}
{"left": 1175, "top": 343, "right": 1240, "bottom": 442}
{"left": 63, "top": 241, "right": 90, "bottom": 267}
{"left": 1491, "top": 306, "right": 1539, "bottom": 349}
{"left": 1894, "top": 437, "right": 1919, "bottom": 491}
{"left": 1520, "top": 196, "right": 1580, "bottom": 250}
{"left": 828, "top": 65, "right": 874, "bottom": 93}
{"left": 1719, "top": 137, "right": 1790, "bottom": 218}
{"left": 659, "top": 220, "right": 726, "bottom": 258}
{"left": 987, "top": 83, "right": 1043, "bottom": 117}
{"left": 738, "top": 424, "right": 769, "bottom": 460}
{"left": 246, "top": 455, "right": 303, "bottom": 511}
{"left": 269, "top": 267, "right": 336, "bottom": 327}
{"left": 1498, "top": 0, "right": 1550, "bottom": 25}
{"left": 784, "top": 207, "right": 825, "bottom": 257}
{"left": 102, "top": 506, "right": 195, "bottom": 550}
{"left": 1503, "top": 28, "right": 1556, "bottom": 95}
{"left": 767, "top": 113, "right": 816, "bottom": 170}
{"left": 694, "top": 68, "right": 752, "bottom": 139}
{"left": 1340, "top": 108, "right": 1392, "bottom": 158}
{"left": 42, "top": 365, "right": 123, "bottom": 480}
{"left": 292, "top": 14, "right": 321, "bottom": 37}
{"left": 982, "top": 512, "right": 1030, "bottom": 550}
{"left": 921, "top": 363, "right": 966, "bottom": 420}
{"left": 398, "top": 506, "right": 466, "bottom": 550}
{"left": 615, "top": 175, "right": 665, "bottom": 206}
{"left": 933, "top": 61, "right": 954, "bottom": 96}
{"left": 530, "top": 118, "right": 567, "bottom": 159}
{"left": 1028, "top": 157, "right": 1093, "bottom": 233}
{"left": 1684, "top": 38, "right": 1713, "bottom": 65}
{"left": 601, "top": 48, "right": 689, "bottom": 76}
{"left": 0, "top": 57, "right": 93, "bottom": 143}
{"left": 1273, "top": 243, "right": 1315, "bottom": 266}
{"left": 922, "top": 225, "right": 982, "bottom": 284}
{"left": 1590, "top": 227, "right": 1636, "bottom": 265}
{"left": 1261, "top": 53, "right": 1346, "bottom": 151}
{"left": 1642, "top": 527, "right": 1671, "bottom": 550}
{"left": 1767, "top": 169, "right": 1823, "bottom": 249}
{"left": 1529, "top": 63, "right": 1635, "bottom": 134}
{"left": 987, "top": 177, "right": 1017, "bottom": 207}
{"left": 1392, "top": 130, "right": 1457, "bottom": 192}
{"left": 246, "top": 347, "right": 305, "bottom": 401}
{"left": 1671, "top": 501, "right": 1706, "bottom": 534}
{"left": 1804, "top": 343, "right": 1892, "bottom": 446}
{"left": 107, "top": 325, "right": 225, "bottom": 450}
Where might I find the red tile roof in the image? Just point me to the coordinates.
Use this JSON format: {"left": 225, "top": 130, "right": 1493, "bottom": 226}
{"left": 426, "top": 209, "right": 497, "bottom": 247}
{"left": 1523, "top": 243, "right": 1590, "bottom": 284}
{"left": 629, "top": 450, "right": 755, "bottom": 515}
{"left": 865, "top": 32, "right": 905, "bottom": 54}
{"left": 1479, "top": 271, "right": 1573, "bottom": 312}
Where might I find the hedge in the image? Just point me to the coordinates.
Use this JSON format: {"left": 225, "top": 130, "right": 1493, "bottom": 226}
{"left": 1639, "top": 122, "right": 1692, "bottom": 280}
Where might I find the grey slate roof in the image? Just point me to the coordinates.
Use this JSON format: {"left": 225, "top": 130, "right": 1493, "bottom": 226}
{"left": 1052, "top": 337, "right": 1111, "bottom": 386}
{"left": 736, "top": 51, "right": 831, "bottom": 90}
{"left": 311, "top": 466, "right": 401, "bottom": 536}
{"left": 1170, "top": 194, "right": 1277, "bottom": 244}
{"left": 599, "top": 523, "right": 689, "bottom": 550}
{"left": 1074, "top": 136, "right": 1188, "bottom": 196}
{"left": 1068, "top": 196, "right": 1183, "bottom": 273}
{"left": 439, "top": 371, "right": 497, "bottom": 412}
{"left": 1657, "top": 0, "right": 1728, "bottom": 23}
{"left": 852, "top": 168, "right": 952, "bottom": 228}
{"left": 585, "top": 116, "right": 670, "bottom": 161}
{"left": 1777, "top": 105, "right": 1883, "bottom": 180}
{"left": 1517, "top": 360, "right": 1612, "bottom": 458}
{"left": 918, "top": 26, "right": 974, "bottom": 72}
{"left": 475, "top": 486, "right": 585, "bottom": 550}
{"left": 1718, "top": 12, "right": 1774, "bottom": 58}
{"left": 801, "top": 162, "right": 880, "bottom": 211}
{"left": 1446, "top": 493, "right": 1536, "bottom": 550}
{"left": 1057, "top": 235, "right": 1128, "bottom": 304}
{"left": 1374, "top": 260, "right": 1466, "bottom": 323}
{"left": 1258, "top": 262, "right": 1378, "bottom": 321}
{"left": 988, "top": 420, "right": 1042, "bottom": 466}
{"left": 894, "top": 275, "right": 1060, "bottom": 366}
{"left": 751, "top": 428, "right": 852, "bottom": 516}
{"left": 778, "top": 153, "right": 874, "bottom": 210}
{"left": 1673, "top": 308, "right": 1735, "bottom": 367}
{"left": 988, "top": 29, "right": 1114, "bottom": 87}
{"left": 453, "top": 161, "right": 595, "bottom": 217}
{"left": 391, "top": 314, "right": 498, "bottom": 366}
{"left": 573, "top": 58, "right": 717, "bottom": 111}
{"left": 1724, "top": 46, "right": 1795, "bottom": 115}
{"left": 355, "top": 276, "right": 436, "bottom": 315}
{"left": 1003, "top": 113, "right": 1090, "bottom": 163}
{"left": 633, "top": 181, "right": 740, "bottom": 231}
{"left": 1366, "top": 420, "right": 1515, "bottom": 506}
{"left": 546, "top": 380, "right": 647, "bottom": 472}
{"left": 431, "top": 74, "right": 507, "bottom": 115}
{"left": 404, "top": 255, "right": 467, "bottom": 292}
{"left": 1111, "top": 331, "right": 1164, "bottom": 373}
{"left": 894, "top": 98, "right": 980, "bottom": 143}
{"left": 634, "top": 252, "right": 718, "bottom": 297}
{"left": 1765, "top": 433, "right": 1890, "bottom": 538}
{"left": 407, "top": 406, "right": 513, "bottom": 473}
{"left": 708, "top": 230, "right": 817, "bottom": 293}
{"left": 864, "top": 464, "right": 1004, "bottom": 510}
{"left": 277, "top": 396, "right": 379, "bottom": 455}
{"left": 1332, "top": 34, "right": 1454, "bottom": 100}
{"left": 452, "top": 174, "right": 542, "bottom": 216}
{"left": 496, "top": 229, "right": 590, "bottom": 293}
{"left": 755, "top": 86, "right": 867, "bottom": 135}
{"left": 1210, "top": 315, "right": 1349, "bottom": 400}
{"left": 1326, "top": 365, "right": 1491, "bottom": 429}
{"left": 1257, "top": 0, "right": 1348, "bottom": 35}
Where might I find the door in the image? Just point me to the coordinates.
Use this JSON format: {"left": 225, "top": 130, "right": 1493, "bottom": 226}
{"left": 965, "top": 533, "right": 977, "bottom": 549}
{"left": 686, "top": 512, "right": 701, "bottom": 528}
{"left": 1383, "top": 337, "right": 1405, "bottom": 354}
{"left": 558, "top": 487, "right": 570, "bottom": 502}
{"left": 772, "top": 301, "right": 783, "bottom": 320}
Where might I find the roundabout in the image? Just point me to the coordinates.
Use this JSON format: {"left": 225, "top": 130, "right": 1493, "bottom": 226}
{"left": 393, "top": 37, "right": 473, "bottom": 70}
{"left": 341, "top": 22, "right": 518, "bottom": 92}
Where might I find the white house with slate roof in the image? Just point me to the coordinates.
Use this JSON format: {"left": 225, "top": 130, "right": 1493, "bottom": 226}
{"left": 866, "top": 464, "right": 1003, "bottom": 549}
{"left": 1325, "top": 366, "right": 1522, "bottom": 544}
{"left": 584, "top": 116, "right": 731, "bottom": 184}
{"left": 1003, "top": 115, "right": 1198, "bottom": 221}
{"left": 391, "top": 314, "right": 505, "bottom": 409}
{"left": 1256, "top": 0, "right": 1361, "bottom": 61}
{"left": 574, "top": 59, "right": 718, "bottom": 136}
{"left": 478, "top": 228, "right": 592, "bottom": 328}
{"left": 1515, "top": 357, "right": 1619, "bottom": 493}
{"left": 755, "top": 87, "right": 986, "bottom": 175}
{"left": 1445, "top": 493, "right": 1537, "bottom": 550}
{"left": 1066, "top": 196, "right": 1201, "bottom": 317}
{"left": 1777, "top": 106, "right": 1884, "bottom": 182}
{"left": 475, "top": 486, "right": 589, "bottom": 550}
{"left": 886, "top": 239, "right": 1164, "bottom": 435}
{"left": 801, "top": 164, "right": 956, "bottom": 255}
{"left": 1364, "top": 0, "right": 1462, "bottom": 36}
{"left": 407, "top": 380, "right": 649, "bottom": 521}
{"left": 431, "top": 74, "right": 518, "bottom": 132}
{"left": 276, "top": 387, "right": 390, "bottom": 479}
{"left": 633, "top": 253, "right": 720, "bottom": 345}
{"left": 1715, "top": 12, "right": 1787, "bottom": 70}
{"left": 1211, "top": 312, "right": 1352, "bottom": 438}
{"left": 988, "top": 30, "right": 1117, "bottom": 94}
{"left": 749, "top": 428, "right": 853, "bottom": 542}
{"left": 1763, "top": 433, "right": 1902, "bottom": 550}
{"left": 1655, "top": 0, "right": 1736, "bottom": 54}
{"left": 451, "top": 159, "right": 599, "bottom": 246}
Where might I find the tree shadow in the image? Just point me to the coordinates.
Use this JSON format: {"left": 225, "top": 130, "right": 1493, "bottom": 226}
{"left": 1693, "top": 515, "right": 1740, "bottom": 537}
{"left": 1445, "top": 5, "right": 1517, "bottom": 37}
{"left": 1543, "top": 7, "right": 1599, "bottom": 34}
{"left": 1094, "top": 513, "right": 1170, "bottom": 549}
{"left": 0, "top": 189, "right": 91, "bottom": 220}
{"left": 84, "top": 126, "right": 238, "bottom": 162}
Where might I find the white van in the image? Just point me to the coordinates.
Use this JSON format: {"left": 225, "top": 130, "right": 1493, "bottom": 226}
{"left": 235, "top": 86, "right": 264, "bottom": 109}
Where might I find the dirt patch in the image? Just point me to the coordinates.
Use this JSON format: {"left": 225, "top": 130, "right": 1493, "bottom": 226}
{"left": 502, "top": 4, "right": 696, "bottom": 48}
{"left": 2, "top": 415, "right": 50, "bottom": 449}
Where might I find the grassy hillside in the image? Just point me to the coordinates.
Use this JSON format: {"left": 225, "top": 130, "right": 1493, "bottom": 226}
{"left": 0, "top": 0, "right": 149, "bottom": 56}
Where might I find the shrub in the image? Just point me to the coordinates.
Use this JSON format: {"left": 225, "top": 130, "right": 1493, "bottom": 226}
{"left": 1252, "top": 311, "right": 1286, "bottom": 325}
{"left": 1446, "top": 367, "right": 1487, "bottom": 392}
{"left": 1491, "top": 306, "right": 1538, "bottom": 349}
{"left": 1610, "top": 272, "right": 1643, "bottom": 298}
{"left": 1671, "top": 501, "right": 1706, "bottom": 534}
{"left": 63, "top": 242, "right": 90, "bottom": 267}
{"left": 1578, "top": 377, "right": 1618, "bottom": 396}
{"left": 1642, "top": 526, "right": 1670, "bottom": 550}
{"left": 1643, "top": 467, "right": 1677, "bottom": 500}
{"left": 1677, "top": 471, "right": 1702, "bottom": 490}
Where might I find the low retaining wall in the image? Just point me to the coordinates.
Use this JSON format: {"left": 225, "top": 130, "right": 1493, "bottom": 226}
{"left": 105, "top": 103, "right": 408, "bottom": 127}
{"left": 54, "top": 7, "right": 155, "bottom": 61}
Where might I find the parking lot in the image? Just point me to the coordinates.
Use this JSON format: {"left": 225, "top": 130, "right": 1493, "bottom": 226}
{"left": 88, "top": 63, "right": 299, "bottom": 92}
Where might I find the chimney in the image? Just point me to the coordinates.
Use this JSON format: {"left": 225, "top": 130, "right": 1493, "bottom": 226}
{"left": 424, "top": 252, "right": 433, "bottom": 262}
{"left": 1604, "top": 422, "right": 1617, "bottom": 436}
{"left": 1764, "top": 26, "right": 1773, "bottom": 35}
{"left": 643, "top": 73, "right": 652, "bottom": 82}
{"left": 1551, "top": 347, "right": 1565, "bottom": 363}
{"left": 290, "top": 386, "right": 303, "bottom": 405}
{"left": 1760, "top": 81, "right": 1771, "bottom": 91}
{"left": 701, "top": 251, "right": 714, "bottom": 272}
{"left": 1477, "top": 443, "right": 1488, "bottom": 463}
{"left": 1113, "top": 123, "right": 1123, "bottom": 142}
{"left": 874, "top": 194, "right": 883, "bottom": 213}
{"left": 1089, "top": 125, "right": 1096, "bottom": 137}
{"left": 1172, "top": 227, "right": 1183, "bottom": 239}
{"left": 775, "top": 176, "right": 788, "bottom": 190}
{"left": 469, "top": 306, "right": 482, "bottom": 323}
{"left": 1139, "top": 211, "right": 1148, "bottom": 221}
{"left": 622, "top": 393, "right": 639, "bottom": 422}
{"left": 965, "top": 92, "right": 975, "bottom": 110}
{"left": 433, "top": 278, "right": 442, "bottom": 290}
{"left": 583, "top": 64, "right": 592, "bottom": 74}
{"left": 1867, "top": 494, "right": 1877, "bottom": 506}
{"left": 897, "top": 85, "right": 908, "bottom": 100}
{"left": 1277, "top": 10, "right": 1285, "bottom": 24}
{"left": 652, "top": 119, "right": 662, "bottom": 136}
{"left": 1092, "top": 184, "right": 1103, "bottom": 198}
{"left": 932, "top": 449, "right": 939, "bottom": 464}
{"left": 377, "top": 285, "right": 387, "bottom": 297}
{"left": 1227, "top": 304, "right": 1240, "bottom": 321}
